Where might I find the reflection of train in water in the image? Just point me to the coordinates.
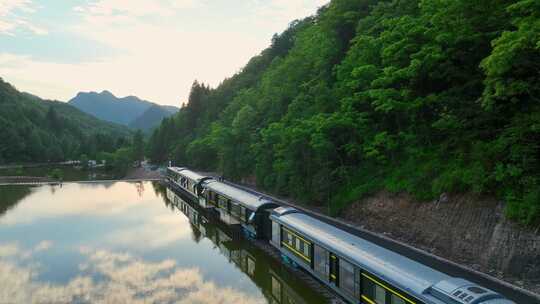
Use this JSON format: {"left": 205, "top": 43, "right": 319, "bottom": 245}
{"left": 166, "top": 188, "right": 317, "bottom": 304}
{"left": 167, "top": 167, "right": 515, "bottom": 304}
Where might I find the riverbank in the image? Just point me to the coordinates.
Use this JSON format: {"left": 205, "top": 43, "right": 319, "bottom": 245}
{"left": 0, "top": 163, "right": 164, "bottom": 184}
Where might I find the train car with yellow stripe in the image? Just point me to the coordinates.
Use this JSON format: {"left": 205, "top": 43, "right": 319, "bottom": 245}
{"left": 200, "top": 179, "right": 280, "bottom": 239}
{"left": 166, "top": 167, "right": 212, "bottom": 202}
{"left": 270, "top": 207, "right": 515, "bottom": 304}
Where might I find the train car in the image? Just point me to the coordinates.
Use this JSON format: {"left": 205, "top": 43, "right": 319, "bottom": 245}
{"left": 176, "top": 194, "right": 310, "bottom": 304}
{"left": 166, "top": 167, "right": 212, "bottom": 200}
{"left": 270, "top": 207, "right": 515, "bottom": 304}
{"left": 199, "top": 179, "right": 280, "bottom": 239}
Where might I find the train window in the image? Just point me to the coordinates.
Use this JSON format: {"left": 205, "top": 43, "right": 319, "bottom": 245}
{"left": 218, "top": 196, "right": 227, "bottom": 209}
{"left": 303, "top": 243, "right": 310, "bottom": 257}
{"left": 362, "top": 275, "right": 376, "bottom": 303}
{"left": 375, "top": 285, "right": 386, "bottom": 304}
{"left": 339, "top": 259, "right": 355, "bottom": 298}
{"left": 283, "top": 230, "right": 292, "bottom": 246}
{"left": 362, "top": 275, "right": 387, "bottom": 304}
{"left": 362, "top": 272, "right": 417, "bottom": 304}
{"left": 281, "top": 228, "right": 311, "bottom": 262}
{"left": 231, "top": 202, "right": 241, "bottom": 218}
{"left": 240, "top": 207, "right": 246, "bottom": 222}
{"left": 391, "top": 294, "right": 405, "bottom": 304}
{"left": 354, "top": 268, "right": 361, "bottom": 299}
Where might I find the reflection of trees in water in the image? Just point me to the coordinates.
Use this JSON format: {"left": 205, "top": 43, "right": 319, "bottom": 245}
{"left": 0, "top": 186, "right": 33, "bottom": 217}
{"left": 161, "top": 191, "right": 175, "bottom": 212}
{"left": 151, "top": 181, "right": 167, "bottom": 199}
{"left": 190, "top": 223, "right": 203, "bottom": 243}
{"left": 135, "top": 182, "right": 144, "bottom": 197}
{"left": 167, "top": 185, "right": 325, "bottom": 304}
{"left": 77, "top": 182, "right": 115, "bottom": 190}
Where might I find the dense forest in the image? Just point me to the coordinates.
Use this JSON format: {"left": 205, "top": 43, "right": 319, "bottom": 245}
{"left": 148, "top": 0, "right": 539, "bottom": 225}
{"left": 0, "top": 78, "right": 131, "bottom": 164}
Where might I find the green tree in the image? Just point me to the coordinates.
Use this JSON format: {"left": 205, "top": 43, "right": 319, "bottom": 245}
{"left": 80, "top": 154, "right": 89, "bottom": 170}
{"left": 145, "top": 0, "right": 540, "bottom": 225}
{"left": 133, "top": 129, "right": 145, "bottom": 165}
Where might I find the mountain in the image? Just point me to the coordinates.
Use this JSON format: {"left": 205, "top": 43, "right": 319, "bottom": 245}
{"left": 0, "top": 78, "right": 131, "bottom": 164}
{"left": 68, "top": 91, "right": 153, "bottom": 125}
{"left": 68, "top": 91, "right": 178, "bottom": 131}
{"left": 128, "top": 104, "right": 177, "bottom": 132}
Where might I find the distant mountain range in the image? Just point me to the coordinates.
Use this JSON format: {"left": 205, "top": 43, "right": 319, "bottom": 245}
{"left": 68, "top": 91, "right": 178, "bottom": 132}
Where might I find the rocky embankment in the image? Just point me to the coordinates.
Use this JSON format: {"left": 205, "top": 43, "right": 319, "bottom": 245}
{"left": 340, "top": 191, "right": 540, "bottom": 294}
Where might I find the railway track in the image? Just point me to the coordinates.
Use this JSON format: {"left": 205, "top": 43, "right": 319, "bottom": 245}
{"left": 220, "top": 180, "right": 540, "bottom": 304}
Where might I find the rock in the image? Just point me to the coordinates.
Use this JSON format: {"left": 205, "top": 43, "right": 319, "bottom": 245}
{"left": 438, "top": 193, "right": 449, "bottom": 204}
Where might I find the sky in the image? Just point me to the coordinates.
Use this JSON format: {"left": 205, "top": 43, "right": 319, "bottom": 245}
{"left": 0, "top": 0, "right": 329, "bottom": 106}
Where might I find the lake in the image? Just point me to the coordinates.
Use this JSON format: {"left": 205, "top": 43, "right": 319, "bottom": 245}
{"left": 0, "top": 181, "right": 327, "bottom": 304}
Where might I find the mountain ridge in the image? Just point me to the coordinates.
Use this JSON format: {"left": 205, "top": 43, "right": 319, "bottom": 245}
{"left": 69, "top": 90, "right": 178, "bottom": 131}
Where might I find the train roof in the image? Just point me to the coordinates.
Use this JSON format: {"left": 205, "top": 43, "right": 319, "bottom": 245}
{"left": 169, "top": 167, "right": 207, "bottom": 182}
{"left": 271, "top": 210, "right": 445, "bottom": 298}
{"left": 271, "top": 209, "right": 513, "bottom": 304}
{"left": 202, "top": 180, "right": 279, "bottom": 211}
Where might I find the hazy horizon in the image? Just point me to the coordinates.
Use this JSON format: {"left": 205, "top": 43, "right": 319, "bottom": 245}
{"left": 0, "top": 0, "right": 329, "bottom": 106}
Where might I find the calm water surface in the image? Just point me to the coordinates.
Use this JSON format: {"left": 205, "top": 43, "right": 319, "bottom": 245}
{"left": 0, "top": 182, "right": 326, "bottom": 304}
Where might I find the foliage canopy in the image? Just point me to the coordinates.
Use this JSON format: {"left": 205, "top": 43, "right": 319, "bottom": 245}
{"left": 148, "top": 0, "right": 539, "bottom": 225}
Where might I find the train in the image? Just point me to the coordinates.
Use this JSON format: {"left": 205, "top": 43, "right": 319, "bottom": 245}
{"left": 166, "top": 187, "right": 318, "bottom": 304}
{"left": 166, "top": 167, "right": 515, "bottom": 304}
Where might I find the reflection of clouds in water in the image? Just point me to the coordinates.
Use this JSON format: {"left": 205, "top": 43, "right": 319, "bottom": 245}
{"left": 0, "top": 243, "right": 265, "bottom": 304}
{"left": 0, "top": 243, "right": 19, "bottom": 257}
{"left": 105, "top": 213, "right": 192, "bottom": 249}
{"left": 0, "top": 182, "right": 158, "bottom": 226}
{"left": 34, "top": 240, "right": 53, "bottom": 252}
{"left": 0, "top": 241, "right": 53, "bottom": 259}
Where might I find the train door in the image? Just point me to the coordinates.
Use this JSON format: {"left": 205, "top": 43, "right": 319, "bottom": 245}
{"left": 329, "top": 253, "right": 339, "bottom": 286}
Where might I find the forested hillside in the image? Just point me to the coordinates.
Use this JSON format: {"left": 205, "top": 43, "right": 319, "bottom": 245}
{"left": 128, "top": 104, "right": 178, "bottom": 132}
{"left": 0, "top": 79, "right": 131, "bottom": 163}
{"left": 148, "top": 0, "right": 539, "bottom": 225}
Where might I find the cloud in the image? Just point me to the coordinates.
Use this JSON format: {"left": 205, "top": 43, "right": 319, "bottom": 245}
{"left": 0, "top": 0, "right": 47, "bottom": 35}
{"left": 251, "top": 0, "right": 328, "bottom": 25}
{"left": 73, "top": 0, "right": 202, "bottom": 18}
{"left": 1, "top": 0, "right": 328, "bottom": 105}
{"left": 0, "top": 0, "right": 34, "bottom": 16}
{"left": 0, "top": 244, "right": 266, "bottom": 304}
